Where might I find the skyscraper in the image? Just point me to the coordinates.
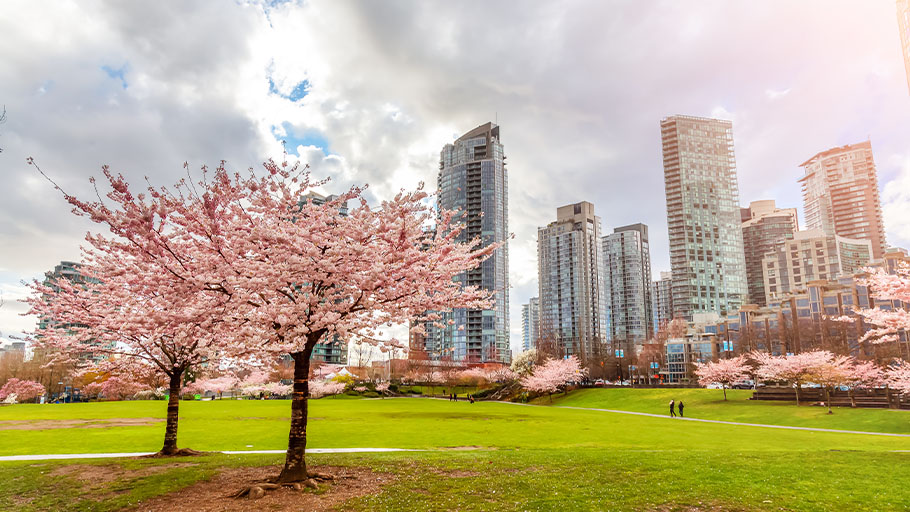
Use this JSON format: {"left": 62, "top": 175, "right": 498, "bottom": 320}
{"left": 660, "top": 115, "right": 748, "bottom": 320}
{"left": 603, "top": 223, "right": 652, "bottom": 345}
{"left": 740, "top": 200, "right": 799, "bottom": 307}
{"left": 436, "top": 122, "right": 510, "bottom": 364}
{"left": 650, "top": 271, "right": 674, "bottom": 334}
{"left": 537, "top": 201, "right": 609, "bottom": 359}
{"left": 521, "top": 297, "right": 539, "bottom": 353}
{"left": 799, "top": 141, "right": 887, "bottom": 260}
{"left": 899, "top": 0, "right": 910, "bottom": 94}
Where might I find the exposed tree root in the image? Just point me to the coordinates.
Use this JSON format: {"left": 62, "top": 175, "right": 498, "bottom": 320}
{"left": 229, "top": 471, "right": 336, "bottom": 500}
{"left": 143, "top": 448, "right": 208, "bottom": 458}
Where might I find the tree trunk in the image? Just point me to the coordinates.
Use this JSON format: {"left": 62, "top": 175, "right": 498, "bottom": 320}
{"left": 161, "top": 372, "right": 182, "bottom": 455}
{"left": 849, "top": 389, "right": 856, "bottom": 408}
{"left": 723, "top": 385, "right": 727, "bottom": 401}
{"left": 795, "top": 383, "right": 801, "bottom": 406}
{"left": 825, "top": 388, "right": 832, "bottom": 414}
{"left": 278, "top": 349, "right": 313, "bottom": 483}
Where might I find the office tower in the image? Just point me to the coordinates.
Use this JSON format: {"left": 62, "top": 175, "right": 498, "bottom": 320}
{"left": 761, "top": 229, "right": 873, "bottom": 303}
{"left": 660, "top": 115, "right": 748, "bottom": 320}
{"left": 436, "top": 122, "right": 510, "bottom": 364}
{"left": 603, "top": 223, "right": 653, "bottom": 345}
{"left": 38, "top": 261, "right": 110, "bottom": 362}
{"left": 741, "top": 200, "right": 799, "bottom": 307}
{"left": 537, "top": 201, "right": 609, "bottom": 360}
{"left": 799, "top": 141, "right": 886, "bottom": 259}
{"left": 521, "top": 297, "right": 539, "bottom": 353}
{"left": 900, "top": 0, "right": 910, "bottom": 94}
{"left": 651, "top": 271, "right": 674, "bottom": 334}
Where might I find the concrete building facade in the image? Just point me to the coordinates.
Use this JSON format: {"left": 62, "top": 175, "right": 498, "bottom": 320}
{"left": 799, "top": 141, "right": 886, "bottom": 259}
{"left": 740, "top": 200, "right": 799, "bottom": 307}
{"left": 761, "top": 229, "right": 873, "bottom": 304}
{"left": 603, "top": 223, "right": 653, "bottom": 345}
{"left": 537, "top": 201, "right": 609, "bottom": 360}
{"left": 435, "top": 122, "right": 511, "bottom": 363}
{"left": 661, "top": 115, "right": 748, "bottom": 320}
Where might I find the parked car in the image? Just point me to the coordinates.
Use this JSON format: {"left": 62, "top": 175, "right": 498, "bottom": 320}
{"left": 731, "top": 380, "right": 754, "bottom": 389}
{"left": 594, "top": 379, "right": 605, "bottom": 386}
{"left": 706, "top": 383, "right": 723, "bottom": 389}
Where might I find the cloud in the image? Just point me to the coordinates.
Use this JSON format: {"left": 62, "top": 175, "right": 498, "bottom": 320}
{"left": 1, "top": 0, "right": 909, "bottom": 355}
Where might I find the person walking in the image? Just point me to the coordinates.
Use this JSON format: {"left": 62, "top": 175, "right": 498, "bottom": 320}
{"left": 669, "top": 399, "right": 676, "bottom": 417}
{"left": 678, "top": 401, "right": 684, "bottom": 417}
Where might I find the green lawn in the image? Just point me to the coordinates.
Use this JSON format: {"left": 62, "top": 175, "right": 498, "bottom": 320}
{"left": 1, "top": 395, "right": 908, "bottom": 511}
{"left": 545, "top": 388, "right": 910, "bottom": 434}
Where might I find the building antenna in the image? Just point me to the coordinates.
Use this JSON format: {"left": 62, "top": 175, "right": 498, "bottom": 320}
{"left": 495, "top": 111, "right": 498, "bottom": 124}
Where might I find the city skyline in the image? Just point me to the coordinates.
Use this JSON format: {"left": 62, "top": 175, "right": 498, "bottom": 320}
{"left": 2, "top": 2, "right": 910, "bottom": 356}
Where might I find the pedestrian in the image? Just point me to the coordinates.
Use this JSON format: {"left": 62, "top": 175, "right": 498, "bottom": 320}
{"left": 678, "top": 401, "right": 684, "bottom": 417}
{"left": 454, "top": 393, "right": 457, "bottom": 402}
{"left": 669, "top": 399, "right": 676, "bottom": 417}
{"left": 469, "top": 395, "right": 475, "bottom": 404}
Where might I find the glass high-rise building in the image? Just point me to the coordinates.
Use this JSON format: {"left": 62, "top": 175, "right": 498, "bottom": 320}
{"left": 650, "top": 271, "right": 674, "bottom": 335}
{"left": 435, "top": 122, "right": 510, "bottom": 364}
{"left": 537, "top": 201, "right": 609, "bottom": 360}
{"left": 521, "top": 297, "right": 539, "bottom": 353}
{"left": 660, "top": 115, "right": 748, "bottom": 320}
{"left": 603, "top": 223, "right": 652, "bottom": 345}
{"left": 799, "top": 141, "right": 886, "bottom": 260}
{"left": 740, "top": 200, "right": 798, "bottom": 307}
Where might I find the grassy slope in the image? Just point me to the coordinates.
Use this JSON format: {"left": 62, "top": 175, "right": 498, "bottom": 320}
{"left": 545, "top": 388, "right": 910, "bottom": 434}
{"left": 1, "top": 397, "right": 909, "bottom": 511}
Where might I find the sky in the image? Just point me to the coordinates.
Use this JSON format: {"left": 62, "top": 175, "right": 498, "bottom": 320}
{"left": 1, "top": 1, "right": 909, "bottom": 356}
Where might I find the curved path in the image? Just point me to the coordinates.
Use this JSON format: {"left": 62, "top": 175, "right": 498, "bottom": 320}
{"left": 549, "top": 404, "right": 910, "bottom": 437}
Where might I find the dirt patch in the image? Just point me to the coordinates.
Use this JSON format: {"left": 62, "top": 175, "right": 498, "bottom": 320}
{"left": 0, "top": 418, "right": 163, "bottom": 431}
{"left": 135, "top": 465, "right": 392, "bottom": 512}
{"left": 429, "top": 468, "right": 482, "bottom": 478}
{"left": 437, "top": 445, "right": 489, "bottom": 451}
{"left": 50, "top": 462, "right": 200, "bottom": 489}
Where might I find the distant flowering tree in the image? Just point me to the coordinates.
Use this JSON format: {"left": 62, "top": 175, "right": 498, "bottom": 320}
{"left": 0, "top": 378, "right": 45, "bottom": 403}
{"left": 694, "top": 355, "right": 750, "bottom": 401}
{"left": 842, "top": 264, "right": 910, "bottom": 354}
{"left": 753, "top": 350, "right": 837, "bottom": 405}
{"left": 100, "top": 375, "right": 146, "bottom": 400}
{"left": 374, "top": 382, "right": 389, "bottom": 397}
{"left": 887, "top": 362, "right": 910, "bottom": 395}
{"left": 81, "top": 381, "right": 103, "bottom": 398}
{"left": 309, "top": 380, "right": 345, "bottom": 399}
{"left": 354, "top": 385, "right": 367, "bottom": 393}
{"left": 510, "top": 349, "right": 537, "bottom": 376}
{"left": 844, "top": 360, "right": 884, "bottom": 408}
{"left": 806, "top": 355, "right": 854, "bottom": 414}
{"left": 521, "top": 356, "right": 587, "bottom": 401}
{"left": 186, "top": 375, "right": 238, "bottom": 399}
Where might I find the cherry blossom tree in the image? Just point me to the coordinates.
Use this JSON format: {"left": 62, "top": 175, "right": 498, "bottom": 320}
{"left": 694, "top": 355, "right": 750, "bottom": 400}
{"left": 844, "top": 360, "right": 884, "bottom": 408}
{"left": 197, "top": 160, "right": 499, "bottom": 485}
{"left": 100, "top": 375, "right": 146, "bottom": 400}
{"left": 510, "top": 349, "right": 537, "bottom": 376}
{"left": 847, "top": 264, "right": 910, "bottom": 356}
{"left": 26, "top": 160, "right": 258, "bottom": 456}
{"left": 0, "top": 378, "right": 46, "bottom": 403}
{"left": 309, "top": 380, "right": 345, "bottom": 399}
{"left": 753, "top": 350, "right": 836, "bottom": 405}
{"left": 186, "top": 375, "right": 238, "bottom": 399}
{"left": 806, "top": 355, "right": 853, "bottom": 414}
{"left": 81, "top": 381, "right": 103, "bottom": 398}
{"left": 521, "top": 356, "right": 587, "bottom": 401}
{"left": 887, "top": 362, "right": 910, "bottom": 395}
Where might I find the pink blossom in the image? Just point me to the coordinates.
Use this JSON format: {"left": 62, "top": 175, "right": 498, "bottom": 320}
{"left": 0, "top": 379, "right": 46, "bottom": 402}
{"left": 694, "top": 355, "right": 750, "bottom": 400}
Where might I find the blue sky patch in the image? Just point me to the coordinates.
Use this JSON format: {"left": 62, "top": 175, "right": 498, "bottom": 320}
{"left": 101, "top": 64, "right": 128, "bottom": 89}
{"left": 269, "top": 77, "right": 310, "bottom": 102}
{"left": 273, "top": 122, "right": 328, "bottom": 156}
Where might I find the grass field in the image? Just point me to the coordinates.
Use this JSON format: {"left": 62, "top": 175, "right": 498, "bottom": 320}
{"left": 1, "top": 391, "right": 908, "bottom": 511}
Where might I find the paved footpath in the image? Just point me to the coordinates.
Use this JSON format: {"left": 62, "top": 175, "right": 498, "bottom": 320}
{"left": 550, "top": 404, "right": 910, "bottom": 437}
{"left": 0, "top": 447, "right": 423, "bottom": 462}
